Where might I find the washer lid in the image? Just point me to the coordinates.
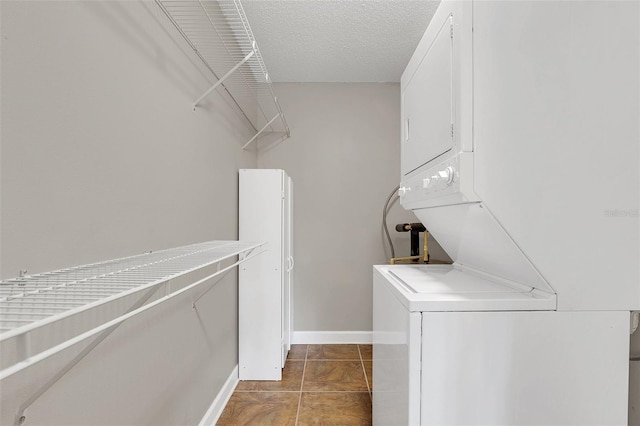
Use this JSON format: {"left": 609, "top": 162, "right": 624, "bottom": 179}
{"left": 376, "top": 264, "right": 556, "bottom": 312}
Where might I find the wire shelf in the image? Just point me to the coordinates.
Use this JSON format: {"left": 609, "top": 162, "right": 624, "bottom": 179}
{"left": 0, "top": 241, "right": 265, "bottom": 423}
{"left": 0, "top": 241, "right": 262, "bottom": 339}
{"left": 156, "top": 0, "right": 290, "bottom": 148}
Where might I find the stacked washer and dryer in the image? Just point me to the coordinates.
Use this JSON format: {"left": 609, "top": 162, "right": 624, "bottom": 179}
{"left": 372, "top": 1, "right": 639, "bottom": 425}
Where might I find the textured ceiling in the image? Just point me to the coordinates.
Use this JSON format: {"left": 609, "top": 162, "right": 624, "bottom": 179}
{"left": 242, "top": 0, "right": 440, "bottom": 82}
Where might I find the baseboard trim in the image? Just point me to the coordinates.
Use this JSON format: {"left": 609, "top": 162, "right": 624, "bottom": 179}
{"left": 199, "top": 365, "right": 238, "bottom": 426}
{"left": 292, "top": 331, "right": 372, "bottom": 344}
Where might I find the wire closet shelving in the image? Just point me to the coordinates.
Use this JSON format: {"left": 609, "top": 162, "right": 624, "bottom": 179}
{"left": 0, "top": 240, "right": 264, "bottom": 380}
{"left": 156, "top": 0, "right": 290, "bottom": 149}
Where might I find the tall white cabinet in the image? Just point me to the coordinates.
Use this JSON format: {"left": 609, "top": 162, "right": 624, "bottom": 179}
{"left": 239, "top": 169, "right": 294, "bottom": 380}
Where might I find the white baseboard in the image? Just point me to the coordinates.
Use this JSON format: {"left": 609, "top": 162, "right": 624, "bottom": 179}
{"left": 292, "top": 331, "right": 372, "bottom": 344}
{"left": 199, "top": 365, "right": 238, "bottom": 426}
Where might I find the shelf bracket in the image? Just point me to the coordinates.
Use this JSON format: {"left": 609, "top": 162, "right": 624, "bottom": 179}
{"left": 193, "top": 48, "right": 255, "bottom": 111}
{"left": 13, "top": 285, "right": 161, "bottom": 426}
{"left": 242, "top": 114, "right": 281, "bottom": 150}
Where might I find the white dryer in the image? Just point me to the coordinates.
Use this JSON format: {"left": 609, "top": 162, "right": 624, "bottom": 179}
{"left": 373, "top": 0, "right": 639, "bottom": 424}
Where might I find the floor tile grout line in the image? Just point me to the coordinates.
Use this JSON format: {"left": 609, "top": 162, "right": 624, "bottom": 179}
{"left": 294, "top": 344, "right": 308, "bottom": 426}
{"left": 304, "top": 358, "right": 361, "bottom": 361}
{"left": 358, "top": 344, "right": 372, "bottom": 398}
{"left": 219, "top": 345, "right": 372, "bottom": 424}
{"left": 290, "top": 390, "right": 372, "bottom": 393}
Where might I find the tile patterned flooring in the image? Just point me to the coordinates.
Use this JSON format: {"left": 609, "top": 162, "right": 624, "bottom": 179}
{"left": 217, "top": 344, "right": 372, "bottom": 425}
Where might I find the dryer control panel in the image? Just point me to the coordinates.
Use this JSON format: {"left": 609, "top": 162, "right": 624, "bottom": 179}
{"left": 399, "top": 153, "right": 480, "bottom": 210}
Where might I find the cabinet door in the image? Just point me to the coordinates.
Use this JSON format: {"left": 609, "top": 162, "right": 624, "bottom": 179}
{"left": 402, "top": 14, "right": 454, "bottom": 176}
{"left": 239, "top": 169, "right": 284, "bottom": 380}
{"left": 281, "top": 175, "right": 292, "bottom": 367}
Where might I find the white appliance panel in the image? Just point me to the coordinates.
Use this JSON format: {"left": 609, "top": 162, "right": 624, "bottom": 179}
{"left": 383, "top": 1, "right": 639, "bottom": 424}
{"left": 413, "top": 203, "right": 554, "bottom": 295}
{"left": 399, "top": 0, "right": 639, "bottom": 311}
{"left": 400, "top": 153, "right": 480, "bottom": 209}
{"left": 389, "top": 265, "right": 516, "bottom": 294}
{"left": 401, "top": 14, "right": 454, "bottom": 175}
{"left": 374, "top": 266, "right": 629, "bottom": 425}
{"left": 375, "top": 265, "right": 555, "bottom": 315}
{"left": 373, "top": 269, "right": 421, "bottom": 426}
{"left": 420, "top": 310, "right": 629, "bottom": 425}
{"left": 471, "top": 0, "right": 640, "bottom": 311}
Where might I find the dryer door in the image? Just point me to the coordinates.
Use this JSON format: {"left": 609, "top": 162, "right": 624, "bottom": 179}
{"left": 402, "top": 14, "right": 454, "bottom": 176}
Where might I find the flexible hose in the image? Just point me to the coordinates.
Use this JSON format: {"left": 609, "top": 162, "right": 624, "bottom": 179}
{"left": 382, "top": 185, "right": 400, "bottom": 259}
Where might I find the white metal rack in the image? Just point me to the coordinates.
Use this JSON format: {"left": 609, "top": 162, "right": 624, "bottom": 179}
{"left": 0, "top": 241, "right": 263, "bottom": 376}
{"left": 156, "top": 0, "right": 290, "bottom": 149}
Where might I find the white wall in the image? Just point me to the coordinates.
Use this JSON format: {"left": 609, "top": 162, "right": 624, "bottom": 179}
{"left": 1, "top": 1, "right": 255, "bottom": 424}
{"left": 258, "top": 83, "right": 449, "bottom": 334}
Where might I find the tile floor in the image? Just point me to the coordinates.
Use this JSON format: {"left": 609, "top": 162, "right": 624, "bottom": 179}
{"left": 217, "top": 344, "right": 372, "bottom": 425}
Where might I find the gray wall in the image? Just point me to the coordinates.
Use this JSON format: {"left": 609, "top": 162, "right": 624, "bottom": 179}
{"left": 633, "top": 329, "right": 640, "bottom": 357}
{"left": 258, "top": 83, "right": 449, "bottom": 333}
{"left": 1, "top": 1, "right": 255, "bottom": 424}
{"left": 1, "top": 1, "right": 256, "bottom": 278}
